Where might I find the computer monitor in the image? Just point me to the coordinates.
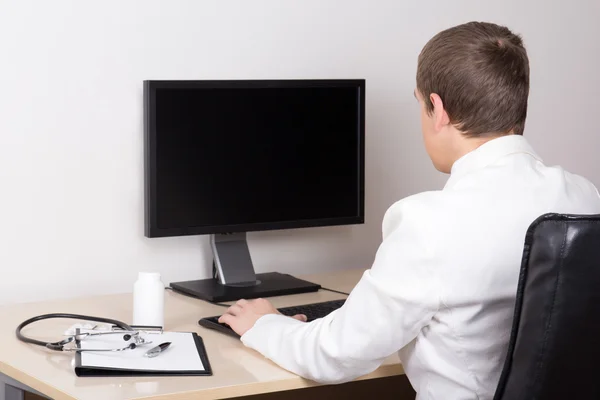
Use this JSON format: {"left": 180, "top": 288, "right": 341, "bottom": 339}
{"left": 143, "top": 79, "right": 365, "bottom": 302}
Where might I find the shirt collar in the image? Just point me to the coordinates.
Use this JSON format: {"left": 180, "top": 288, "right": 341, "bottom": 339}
{"left": 444, "top": 135, "right": 542, "bottom": 189}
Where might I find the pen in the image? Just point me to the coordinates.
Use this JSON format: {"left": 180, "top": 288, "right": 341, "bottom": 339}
{"left": 144, "top": 342, "right": 171, "bottom": 358}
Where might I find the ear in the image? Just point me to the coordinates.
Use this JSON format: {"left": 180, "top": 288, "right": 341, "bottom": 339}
{"left": 430, "top": 93, "right": 450, "bottom": 132}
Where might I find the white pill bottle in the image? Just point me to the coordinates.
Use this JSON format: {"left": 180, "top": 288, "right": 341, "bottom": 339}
{"left": 132, "top": 272, "right": 165, "bottom": 327}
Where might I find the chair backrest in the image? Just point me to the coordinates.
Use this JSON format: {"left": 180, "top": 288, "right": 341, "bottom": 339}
{"left": 494, "top": 213, "right": 600, "bottom": 400}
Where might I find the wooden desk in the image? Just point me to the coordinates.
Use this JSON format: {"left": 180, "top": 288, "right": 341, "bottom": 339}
{"left": 0, "top": 269, "right": 407, "bottom": 400}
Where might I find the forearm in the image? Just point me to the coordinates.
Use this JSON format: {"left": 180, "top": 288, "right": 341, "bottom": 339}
{"left": 241, "top": 311, "right": 383, "bottom": 384}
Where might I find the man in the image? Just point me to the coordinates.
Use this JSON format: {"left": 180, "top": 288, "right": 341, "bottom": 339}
{"left": 218, "top": 21, "right": 600, "bottom": 399}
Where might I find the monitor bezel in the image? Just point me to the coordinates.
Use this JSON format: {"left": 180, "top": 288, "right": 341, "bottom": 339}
{"left": 143, "top": 79, "right": 365, "bottom": 238}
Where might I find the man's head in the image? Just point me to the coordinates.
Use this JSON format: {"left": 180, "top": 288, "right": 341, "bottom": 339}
{"left": 415, "top": 21, "right": 530, "bottom": 173}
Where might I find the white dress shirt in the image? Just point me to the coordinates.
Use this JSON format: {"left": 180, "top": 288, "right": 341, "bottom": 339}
{"left": 241, "top": 135, "right": 600, "bottom": 399}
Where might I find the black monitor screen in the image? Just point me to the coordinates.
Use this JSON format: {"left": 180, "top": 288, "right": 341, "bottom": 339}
{"left": 145, "top": 80, "right": 364, "bottom": 237}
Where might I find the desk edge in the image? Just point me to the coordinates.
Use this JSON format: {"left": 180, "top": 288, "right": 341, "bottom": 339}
{"left": 0, "top": 361, "right": 76, "bottom": 400}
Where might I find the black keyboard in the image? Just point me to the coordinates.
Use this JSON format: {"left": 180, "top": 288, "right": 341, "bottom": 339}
{"left": 198, "top": 299, "right": 346, "bottom": 338}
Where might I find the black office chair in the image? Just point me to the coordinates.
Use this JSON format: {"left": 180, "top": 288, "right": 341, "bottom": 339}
{"left": 493, "top": 213, "right": 600, "bottom": 400}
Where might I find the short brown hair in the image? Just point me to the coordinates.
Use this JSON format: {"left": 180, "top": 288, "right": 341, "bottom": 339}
{"left": 416, "top": 21, "right": 530, "bottom": 137}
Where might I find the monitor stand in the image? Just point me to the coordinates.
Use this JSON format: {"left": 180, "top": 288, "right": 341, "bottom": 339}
{"left": 169, "top": 232, "right": 321, "bottom": 302}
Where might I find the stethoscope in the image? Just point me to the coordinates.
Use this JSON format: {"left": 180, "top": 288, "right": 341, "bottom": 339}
{"left": 16, "top": 313, "right": 153, "bottom": 353}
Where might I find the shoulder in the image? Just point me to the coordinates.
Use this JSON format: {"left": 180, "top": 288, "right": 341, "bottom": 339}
{"left": 538, "top": 163, "right": 600, "bottom": 205}
{"left": 562, "top": 169, "right": 600, "bottom": 196}
{"left": 381, "top": 190, "right": 448, "bottom": 240}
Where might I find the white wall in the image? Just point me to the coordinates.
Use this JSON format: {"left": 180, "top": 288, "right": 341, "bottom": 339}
{"left": 1, "top": 0, "right": 598, "bottom": 305}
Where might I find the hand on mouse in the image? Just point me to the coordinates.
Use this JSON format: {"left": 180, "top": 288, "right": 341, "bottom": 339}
{"left": 218, "top": 298, "right": 307, "bottom": 336}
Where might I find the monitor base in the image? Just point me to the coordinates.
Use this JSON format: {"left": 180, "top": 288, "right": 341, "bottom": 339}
{"left": 169, "top": 272, "right": 321, "bottom": 303}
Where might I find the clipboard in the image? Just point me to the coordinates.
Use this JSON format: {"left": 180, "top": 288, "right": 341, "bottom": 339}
{"left": 74, "top": 330, "right": 212, "bottom": 377}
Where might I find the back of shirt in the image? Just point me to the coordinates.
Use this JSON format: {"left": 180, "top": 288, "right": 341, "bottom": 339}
{"left": 391, "top": 135, "right": 600, "bottom": 399}
{"left": 241, "top": 135, "right": 600, "bottom": 400}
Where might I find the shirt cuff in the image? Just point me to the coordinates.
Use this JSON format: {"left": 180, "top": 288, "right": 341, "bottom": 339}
{"left": 240, "top": 313, "right": 304, "bottom": 353}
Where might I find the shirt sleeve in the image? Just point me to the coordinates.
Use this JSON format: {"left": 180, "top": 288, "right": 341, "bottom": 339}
{"left": 240, "top": 194, "right": 442, "bottom": 384}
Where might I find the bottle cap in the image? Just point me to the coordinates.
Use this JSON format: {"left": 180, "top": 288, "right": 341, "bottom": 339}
{"left": 138, "top": 272, "right": 161, "bottom": 280}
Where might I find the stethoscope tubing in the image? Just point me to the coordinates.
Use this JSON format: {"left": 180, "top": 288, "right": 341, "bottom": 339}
{"left": 16, "top": 313, "right": 136, "bottom": 351}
